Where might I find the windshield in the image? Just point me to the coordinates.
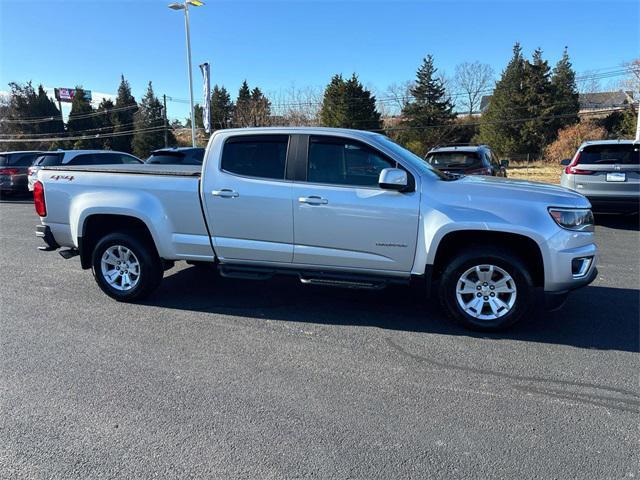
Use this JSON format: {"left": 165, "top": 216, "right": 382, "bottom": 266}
{"left": 146, "top": 152, "right": 186, "bottom": 164}
{"left": 425, "top": 151, "right": 482, "bottom": 168}
{"left": 375, "top": 135, "right": 447, "bottom": 179}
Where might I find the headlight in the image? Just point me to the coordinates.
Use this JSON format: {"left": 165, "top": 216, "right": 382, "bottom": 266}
{"left": 548, "top": 208, "right": 594, "bottom": 232}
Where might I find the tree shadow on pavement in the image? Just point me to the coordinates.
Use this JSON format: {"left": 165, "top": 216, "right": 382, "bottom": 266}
{"left": 144, "top": 265, "right": 639, "bottom": 353}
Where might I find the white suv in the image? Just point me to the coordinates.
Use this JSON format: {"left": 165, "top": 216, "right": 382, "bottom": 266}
{"left": 28, "top": 150, "right": 142, "bottom": 191}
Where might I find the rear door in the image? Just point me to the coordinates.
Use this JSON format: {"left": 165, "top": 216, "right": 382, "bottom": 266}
{"left": 292, "top": 135, "right": 420, "bottom": 272}
{"left": 201, "top": 134, "right": 294, "bottom": 263}
{"left": 574, "top": 143, "right": 640, "bottom": 198}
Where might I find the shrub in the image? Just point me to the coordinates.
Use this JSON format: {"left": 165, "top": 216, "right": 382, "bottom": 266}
{"left": 544, "top": 121, "right": 607, "bottom": 164}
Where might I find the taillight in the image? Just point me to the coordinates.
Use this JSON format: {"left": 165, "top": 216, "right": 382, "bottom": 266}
{"left": 564, "top": 152, "right": 593, "bottom": 175}
{"left": 34, "top": 181, "right": 46, "bottom": 217}
{"left": 0, "top": 168, "right": 19, "bottom": 175}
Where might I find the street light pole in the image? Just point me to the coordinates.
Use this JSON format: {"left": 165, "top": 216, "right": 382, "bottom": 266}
{"left": 169, "top": 0, "right": 204, "bottom": 147}
{"left": 183, "top": 1, "right": 196, "bottom": 147}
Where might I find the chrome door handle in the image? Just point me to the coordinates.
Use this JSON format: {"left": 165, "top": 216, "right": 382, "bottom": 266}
{"left": 212, "top": 189, "right": 239, "bottom": 198}
{"left": 299, "top": 196, "right": 328, "bottom": 205}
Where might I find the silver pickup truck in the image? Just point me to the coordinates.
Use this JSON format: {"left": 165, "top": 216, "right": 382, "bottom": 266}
{"left": 34, "top": 127, "right": 598, "bottom": 330}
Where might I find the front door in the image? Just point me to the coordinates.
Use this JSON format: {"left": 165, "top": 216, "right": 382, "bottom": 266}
{"left": 292, "top": 135, "right": 421, "bottom": 272}
{"left": 202, "top": 134, "right": 294, "bottom": 263}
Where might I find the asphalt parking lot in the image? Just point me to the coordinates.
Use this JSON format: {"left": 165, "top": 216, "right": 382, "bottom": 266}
{"left": 1, "top": 197, "right": 638, "bottom": 479}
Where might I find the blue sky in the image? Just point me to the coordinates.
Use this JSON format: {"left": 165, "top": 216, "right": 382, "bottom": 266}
{"left": 1, "top": 0, "right": 638, "bottom": 121}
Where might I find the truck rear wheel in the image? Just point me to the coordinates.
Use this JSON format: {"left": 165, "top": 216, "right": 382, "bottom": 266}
{"left": 438, "top": 247, "right": 535, "bottom": 331}
{"left": 91, "top": 232, "right": 163, "bottom": 301}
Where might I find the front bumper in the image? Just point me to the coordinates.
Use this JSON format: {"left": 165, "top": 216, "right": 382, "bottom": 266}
{"left": 544, "top": 266, "right": 598, "bottom": 310}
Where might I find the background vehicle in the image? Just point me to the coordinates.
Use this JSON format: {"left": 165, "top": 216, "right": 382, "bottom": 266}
{"left": 0, "top": 151, "right": 43, "bottom": 195}
{"left": 146, "top": 147, "right": 205, "bottom": 165}
{"left": 560, "top": 140, "right": 640, "bottom": 214}
{"left": 33, "top": 127, "right": 597, "bottom": 331}
{"left": 425, "top": 144, "right": 508, "bottom": 177}
{"left": 28, "top": 150, "right": 142, "bottom": 191}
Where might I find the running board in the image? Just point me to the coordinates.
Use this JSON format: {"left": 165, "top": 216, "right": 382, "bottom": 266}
{"left": 299, "top": 276, "right": 387, "bottom": 290}
{"left": 218, "top": 265, "right": 276, "bottom": 281}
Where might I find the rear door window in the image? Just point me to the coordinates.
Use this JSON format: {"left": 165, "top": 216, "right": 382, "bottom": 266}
{"left": 221, "top": 135, "right": 289, "bottom": 180}
{"left": 579, "top": 144, "right": 640, "bottom": 165}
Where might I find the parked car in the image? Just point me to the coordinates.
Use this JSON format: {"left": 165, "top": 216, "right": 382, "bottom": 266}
{"left": 33, "top": 127, "right": 597, "bottom": 331}
{"left": 560, "top": 140, "right": 639, "bottom": 213}
{"left": 146, "top": 147, "right": 205, "bottom": 165}
{"left": 28, "top": 150, "right": 142, "bottom": 191}
{"left": 425, "top": 144, "right": 508, "bottom": 177}
{"left": 0, "top": 151, "right": 44, "bottom": 195}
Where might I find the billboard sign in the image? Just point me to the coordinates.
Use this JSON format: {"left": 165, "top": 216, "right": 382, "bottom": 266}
{"left": 54, "top": 88, "right": 92, "bottom": 103}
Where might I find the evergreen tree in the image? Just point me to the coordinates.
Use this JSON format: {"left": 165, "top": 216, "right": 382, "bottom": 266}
{"left": 96, "top": 98, "right": 115, "bottom": 150}
{"left": 549, "top": 47, "right": 580, "bottom": 135}
{"left": 478, "top": 43, "right": 528, "bottom": 156}
{"left": 319, "top": 74, "right": 381, "bottom": 131}
{"left": 520, "top": 48, "right": 555, "bottom": 157}
{"left": 319, "top": 74, "right": 347, "bottom": 127}
{"left": 211, "top": 85, "right": 234, "bottom": 129}
{"left": 4, "top": 82, "right": 64, "bottom": 149}
{"left": 233, "top": 80, "right": 252, "bottom": 127}
{"left": 399, "top": 55, "right": 455, "bottom": 154}
{"left": 111, "top": 75, "right": 137, "bottom": 153}
{"left": 67, "top": 86, "right": 99, "bottom": 149}
{"left": 132, "top": 81, "right": 169, "bottom": 158}
{"left": 250, "top": 87, "right": 271, "bottom": 127}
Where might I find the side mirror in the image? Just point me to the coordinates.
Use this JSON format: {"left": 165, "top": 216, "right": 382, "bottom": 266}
{"left": 560, "top": 159, "right": 571, "bottom": 166}
{"left": 500, "top": 159, "right": 509, "bottom": 168}
{"left": 379, "top": 168, "right": 408, "bottom": 191}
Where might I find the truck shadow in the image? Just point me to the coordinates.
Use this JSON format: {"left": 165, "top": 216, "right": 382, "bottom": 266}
{"left": 144, "top": 266, "right": 639, "bottom": 353}
{"left": 595, "top": 213, "right": 639, "bottom": 231}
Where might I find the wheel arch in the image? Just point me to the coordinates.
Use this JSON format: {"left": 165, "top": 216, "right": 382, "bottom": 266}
{"left": 430, "top": 230, "right": 545, "bottom": 288}
{"left": 79, "top": 214, "right": 159, "bottom": 269}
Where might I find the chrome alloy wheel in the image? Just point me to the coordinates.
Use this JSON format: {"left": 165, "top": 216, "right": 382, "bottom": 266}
{"left": 100, "top": 245, "right": 141, "bottom": 291}
{"left": 455, "top": 264, "right": 517, "bottom": 320}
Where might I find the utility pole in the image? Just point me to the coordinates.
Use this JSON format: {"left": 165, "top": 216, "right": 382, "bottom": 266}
{"left": 163, "top": 94, "right": 168, "bottom": 148}
{"left": 635, "top": 100, "right": 640, "bottom": 141}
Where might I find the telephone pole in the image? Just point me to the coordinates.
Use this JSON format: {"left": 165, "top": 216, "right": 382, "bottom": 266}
{"left": 163, "top": 94, "right": 168, "bottom": 148}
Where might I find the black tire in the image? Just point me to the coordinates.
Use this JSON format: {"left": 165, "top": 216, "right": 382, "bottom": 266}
{"left": 91, "top": 231, "right": 163, "bottom": 301}
{"left": 438, "top": 246, "right": 534, "bottom": 331}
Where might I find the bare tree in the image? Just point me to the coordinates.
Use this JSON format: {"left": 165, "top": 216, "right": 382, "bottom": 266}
{"left": 454, "top": 61, "right": 494, "bottom": 115}
{"left": 577, "top": 70, "right": 602, "bottom": 94}
{"left": 384, "top": 81, "right": 413, "bottom": 116}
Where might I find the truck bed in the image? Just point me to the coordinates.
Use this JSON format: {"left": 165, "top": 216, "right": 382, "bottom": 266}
{"left": 43, "top": 164, "right": 201, "bottom": 177}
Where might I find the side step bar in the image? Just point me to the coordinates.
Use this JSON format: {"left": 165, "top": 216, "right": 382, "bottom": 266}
{"left": 216, "top": 263, "right": 404, "bottom": 290}
{"left": 299, "top": 277, "right": 386, "bottom": 290}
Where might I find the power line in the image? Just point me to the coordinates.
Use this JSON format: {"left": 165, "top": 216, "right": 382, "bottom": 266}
{"left": 0, "top": 125, "right": 166, "bottom": 144}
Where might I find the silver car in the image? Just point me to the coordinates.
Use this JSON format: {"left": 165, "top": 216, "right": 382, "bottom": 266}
{"left": 560, "top": 140, "right": 640, "bottom": 213}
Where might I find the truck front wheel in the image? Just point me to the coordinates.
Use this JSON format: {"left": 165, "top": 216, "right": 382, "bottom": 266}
{"left": 91, "top": 232, "right": 163, "bottom": 301}
{"left": 438, "top": 247, "right": 535, "bottom": 331}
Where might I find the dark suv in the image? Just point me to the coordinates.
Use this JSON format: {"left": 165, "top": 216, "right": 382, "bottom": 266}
{"left": 425, "top": 144, "right": 508, "bottom": 177}
{"left": 0, "top": 151, "right": 44, "bottom": 195}
{"left": 146, "top": 147, "right": 205, "bottom": 165}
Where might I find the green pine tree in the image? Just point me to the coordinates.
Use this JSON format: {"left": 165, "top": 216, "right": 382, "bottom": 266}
{"left": 67, "top": 86, "right": 99, "bottom": 149}
{"left": 399, "top": 55, "right": 455, "bottom": 154}
{"left": 319, "top": 74, "right": 381, "bottom": 131}
{"left": 132, "top": 81, "right": 169, "bottom": 158}
{"left": 549, "top": 47, "right": 580, "bottom": 135}
{"left": 478, "top": 43, "right": 528, "bottom": 157}
{"left": 233, "top": 80, "right": 252, "bottom": 127}
{"left": 520, "top": 48, "right": 555, "bottom": 157}
{"left": 96, "top": 98, "right": 115, "bottom": 150}
{"left": 250, "top": 87, "right": 271, "bottom": 127}
{"left": 111, "top": 75, "right": 137, "bottom": 153}
{"left": 211, "top": 85, "right": 234, "bottom": 129}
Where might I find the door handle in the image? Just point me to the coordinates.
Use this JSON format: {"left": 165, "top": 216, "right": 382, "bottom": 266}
{"left": 212, "top": 189, "right": 239, "bottom": 198}
{"left": 298, "top": 196, "right": 328, "bottom": 205}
